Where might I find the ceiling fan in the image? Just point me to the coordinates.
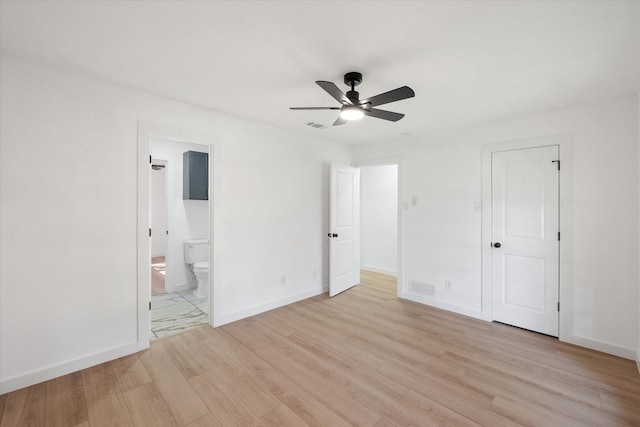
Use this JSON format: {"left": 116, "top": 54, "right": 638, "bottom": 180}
{"left": 290, "top": 72, "right": 415, "bottom": 126}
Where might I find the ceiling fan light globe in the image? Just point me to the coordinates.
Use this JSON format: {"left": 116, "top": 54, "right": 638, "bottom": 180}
{"left": 340, "top": 106, "right": 364, "bottom": 121}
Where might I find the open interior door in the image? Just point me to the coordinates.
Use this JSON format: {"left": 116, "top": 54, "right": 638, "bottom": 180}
{"left": 329, "top": 163, "right": 360, "bottom": 297}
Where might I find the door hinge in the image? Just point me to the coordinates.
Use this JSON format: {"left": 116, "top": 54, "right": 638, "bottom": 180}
{"left": 557, "top": 302, "right": 560, "bottom": 312}
{"left": 149, "top": 155, "right": 152, "bottom": 164}
{"left": 558, "top": 231, "right": 560, "bottom": 241}
{"left": 149, "top": 228, "right": 151, "bottom": 237}
{"left": 552, "top": 160, "right": 560, "bottom": 170}
{"left": 149, "top": 301, "right": 151, "bottom": 311}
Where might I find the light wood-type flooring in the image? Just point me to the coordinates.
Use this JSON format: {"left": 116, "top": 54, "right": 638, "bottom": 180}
{"left": 2, "top": 271, "right": 640, "bottom": 426}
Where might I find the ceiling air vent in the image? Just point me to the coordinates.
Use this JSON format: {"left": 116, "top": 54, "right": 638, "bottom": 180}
{"left": 306, "top": 122, "right": 327, "bottom": 130}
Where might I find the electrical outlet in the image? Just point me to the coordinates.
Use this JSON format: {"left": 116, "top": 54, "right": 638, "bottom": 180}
{"left": 445, "top": 280, "right": 452, "bottom": 290}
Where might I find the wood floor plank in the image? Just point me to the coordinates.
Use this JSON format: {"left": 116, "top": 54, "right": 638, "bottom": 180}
{"left": 160, "top": 331, "right": 218, "bottom": 380}
{"left": 0, "top": 387, "right": 28, "bottom": 426}
{"left": 489, "top": 394, "right": 586, "bottom": 427}
{"left": 122, "top": 383, "right": 178, "bottom": 427}
{"left": 401, "top": 389, "right": 482, "bottom": 427}
{"left": 139, "top": 345, "right": 209, "bottom": 426}
{"left": 0, "top": 392, "right": 6, "bottom": 424}
{"left": 225, "top": 322, "right": 381, "bottom": 426}
{"left": 199, "top": 326, "right": 273, "bottom": 378}
{"left": 83, "top": 377, "right": 133, "bottom": 427}
{"left": 3, "top": 270, "right": 639, "bottom": 426}
{"left": 184, "top": 412, "right": 224, "bottom": 427}
{"left": 80, "top": 362, "right": 117, "bottom": 387}
{"left": 254, "top": 368, "right": 353, "bottom": 427}
{"left": 110, "top": 352, "right": 152, "bottom": 393}
{"left": 260, "top": 404, "right": 313, "bottom": 427}
{"left": 14, "top": 383, "right": 46, "bottom": 427}
{"left": 0, "top": 384, "right": 46, "bottom": 427}
{"left": 195, "top": 343, "right": 281, "bottom": 418}
{"left": 189, "top": 370, "right": 266, "bottom": 427}
{"left": 44, "top": 371, "right": 88, "bottom": 427}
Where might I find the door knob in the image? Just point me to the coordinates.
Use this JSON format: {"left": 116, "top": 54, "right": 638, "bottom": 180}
{"left": 328, "top": 233, "right": 338, "bottom": 238}
{"left": 333, "top": 233, "right": 338, "bottom": 238}
{"left": 493, "top": 242, "right": 501, "bottom": 248}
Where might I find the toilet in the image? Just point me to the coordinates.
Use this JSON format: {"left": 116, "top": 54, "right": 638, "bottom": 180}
{"left": 184, "top": 239, "right": 209, "bottom": 298}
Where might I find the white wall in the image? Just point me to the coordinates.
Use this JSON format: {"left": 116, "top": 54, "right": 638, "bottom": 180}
{"left": 360, "top": 165, "right": 397, "bottom": 276}
{"left": 151, "top": 138, "right": 208, "bottom": 292}
{"left": 353, "top": 94, "right": 639, "bottom": 359}
{"left": 0, "top": 56, "right": 350, "bottom": 392}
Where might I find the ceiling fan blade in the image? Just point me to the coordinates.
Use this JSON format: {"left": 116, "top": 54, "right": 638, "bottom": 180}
{"left": 289, "top": 107, "right": 340, "bottom": 110}
{"left": 363, "top": 108, "right": 405, "bottom": 122}
{"left": 361, "top": 86, "right": 415, "bottom": 107}
{"left": 333, "top": 116, "right": 348, "bottom": 126}
{"left": 316, "top": 81, "right": 352, "bottom": 105}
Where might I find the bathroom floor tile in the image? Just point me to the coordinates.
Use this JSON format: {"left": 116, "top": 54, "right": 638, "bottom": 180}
{"left": 152, "top": 307, "right": 208, "bottom": 339}
{"left": 151, "top": 296, "right": 185, "bottom": 310}
{"left": 177, "top": 290, "right": 205, "bottom": 302}
{"left": 152, "top": 292, "right": 180, "bottom": 302}
{"left": 149, "top": 290, "right": 209, "bottom": 340}
{"left": 194, "top": 300, "right": 208, "bottom": 312}
{"left": 151, "top": 301, "right": 194, "bottom": 321}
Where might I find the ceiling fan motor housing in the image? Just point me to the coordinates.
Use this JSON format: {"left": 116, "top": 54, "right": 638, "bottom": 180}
{"left": 346, "top": 90, "right": 360, "bottom": 104}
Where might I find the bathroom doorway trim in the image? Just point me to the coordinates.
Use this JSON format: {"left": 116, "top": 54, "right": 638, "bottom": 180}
{"left": 137, "top": 122, "right": 222, "bottom": 344}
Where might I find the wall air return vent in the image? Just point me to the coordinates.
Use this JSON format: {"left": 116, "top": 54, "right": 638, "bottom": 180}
{"left": 409, "top": 280, "right": 436, "bottom": 298}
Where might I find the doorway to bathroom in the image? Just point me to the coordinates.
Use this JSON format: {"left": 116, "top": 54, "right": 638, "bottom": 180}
{"left": 149, "top": 137, "right": 210, "bottom": 340}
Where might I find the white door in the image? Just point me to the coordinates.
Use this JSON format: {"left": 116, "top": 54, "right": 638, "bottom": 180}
{"left": 329, "top": 163, "right": 360, "bottom": 297}
{"left": 491, "top": 145, "right": 559, "bottom": 336}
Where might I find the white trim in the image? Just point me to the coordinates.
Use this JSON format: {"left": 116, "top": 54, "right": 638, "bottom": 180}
{"left": 0, "top": 341, "right": 147, "bottom": 394}
{"left": 403, "top": 293, "right": 489, "bottom": 321}
{"left": 361, "top": 265, "right": 397, "bottom": 277}
{"left": 567, "top": 335, "right": 637, "bottom": 361}
{"left": 481, "top": 134, "right": 573, "bottom": 341}
{"left": 217, "top": 287, "right": 326, "bottom": 326}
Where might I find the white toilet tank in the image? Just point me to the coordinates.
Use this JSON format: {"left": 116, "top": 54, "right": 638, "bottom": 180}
{"left": 184, "top": 239, "right": 208, "bottom": 264}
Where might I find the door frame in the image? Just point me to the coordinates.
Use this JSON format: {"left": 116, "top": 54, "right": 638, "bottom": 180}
{"left": 137, "top": 122, "right": 222, "bottom": 346}
{"left": 352, "top": 157, "right": 403, "bottom": 298}
{"left": 481, "top": 134, "right": 573, "bottom": 342}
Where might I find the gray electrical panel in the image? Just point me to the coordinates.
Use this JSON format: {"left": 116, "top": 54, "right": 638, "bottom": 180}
{"left": 183, "top": 150, "right": 208, "bottom": 200}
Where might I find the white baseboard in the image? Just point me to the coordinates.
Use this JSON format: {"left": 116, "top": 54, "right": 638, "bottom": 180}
{"left": 565, "top": 335, "right": 636, "bottom": 360}
{"left": 636, "top": 351, "right": 640, "bottom": 374}
{"left": 216, "top": 287, "right": 326, "bottom": 327}
{"left": 361, "top": 265, "right": 397, "bottom": 277}
{"left": 0, "top": 341, "right": 148, "bottom": 394}
{"left": 400, "top": 291, "right": 489, "bottom": 321}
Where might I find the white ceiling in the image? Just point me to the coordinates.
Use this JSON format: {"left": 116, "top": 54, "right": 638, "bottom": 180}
{"left": 1, "top": 1, "right": 639, "bottom": 145}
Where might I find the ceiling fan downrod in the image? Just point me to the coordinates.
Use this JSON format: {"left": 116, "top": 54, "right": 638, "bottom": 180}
{"left": 344, "top": 71, "right": 362, "bottom": 105}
